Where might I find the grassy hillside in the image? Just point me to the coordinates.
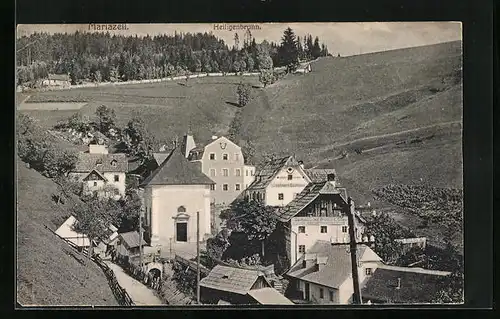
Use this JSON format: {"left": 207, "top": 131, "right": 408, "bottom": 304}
{"left": 16, "top": 158, "right": 118, "bottom": 306}
{"left": 19, "top": 76, "right": 263, "bottom": 145}
{"left": 18, "top": 41, "right": 463, "bottom": 251}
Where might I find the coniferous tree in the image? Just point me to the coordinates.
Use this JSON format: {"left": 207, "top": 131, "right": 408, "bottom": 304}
{"left": 278, "top": 27, "right": 299, "bottom": 72}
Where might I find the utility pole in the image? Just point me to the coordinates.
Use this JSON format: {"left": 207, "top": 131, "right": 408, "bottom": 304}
{"left": 139, "top": 207, "right": 144, "bottom": 271}
{"left": 346, "top": 197, "right": 363, "bottom": 304}
{"left": 196, "top": 211, "right": 201, "bottom": 304}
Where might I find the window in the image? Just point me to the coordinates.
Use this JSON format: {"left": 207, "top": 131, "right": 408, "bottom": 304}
{"left": 223, "top": 153, "right": 228, "bottom": 160}
{"left": 235, "top": 184, "right": 241, "bottom": 191}
{"left": 365, "top": 268, "right": 373, "bottom": 276}
{"left": 246, "top": 170, "right": 249, "bottom": 176}
{"left": 278, "top": 193, "right": 284, "bottom": 200}
{"left": 210, "top": 184, "right": 216, "bottom": 191}
{"left": 287, "top": 174, "right": 293, "bottom": 180}
{"left": 298, "top": 226, "right": 306, "bottom": 233}
{"left": 342, "top": 226, "right": 348, "bottom": 233}
{"left": 319, "top": 288, "right": 324, "bottom": 299}
{"left": 235, "top": 168, "right": 241, "bottom": 176}
{"left": 327, "top": 173, "right": 336, "bottom": 181}
{"left": 114, "top": 175, "right": 119, "bottom": 182}
{"left": 329, "top": 291, "right": 334, "bottom": 301}
{"left": 93, "top": 182, "right": 97, "bottom": 186}
{"left": 298, "top": 245, "right": 306, "bottom": 253}
{"left": 210, "top": 168, "right": 216, "bottom": 177}
{"left": 209, "top": 153, "right": 216, "bottom": 160}
{"left": 223, "top": 184, "right": 228, "bottom": 191}
{"left": 234, "top": 153, "right": 240, "bottom": 161}
{"left": 320, "top": 226, "right": 328, "bottom": 233}
{"left": 177, "top": 206, "right": 186, "bottom": 213}
{"left": 111, "top": 160, "right": 117, "bottom": 167}
{"left": 222, "top": 168, "right": 229, "bottom": 176}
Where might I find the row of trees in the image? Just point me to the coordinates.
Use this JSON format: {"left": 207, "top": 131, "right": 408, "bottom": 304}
{"left": 17, "top": 28, "right": 330, "bottom": 86}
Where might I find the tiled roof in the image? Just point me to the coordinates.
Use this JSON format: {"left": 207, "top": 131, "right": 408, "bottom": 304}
{"left": 286, "top": 241, "right": 381, "bottom": 289}
{"left": 361, "top": 265, "right": 451, "bottom": 304}
{"left": 275, "top": 181, "right": 347, "bottom": 222}
{"left": 119, "top": 231, "right": 147, "bottom": 249}
{"left": 199, "top": 265, "right": 268, "bottom": 295}
{"left": 140, "top": 148, "right": 215, "bottom": 186}
{"left": 73, "top": 153, "right": 128, "bottom": 173}
{"left": 247, "top": 287, "right": 294, "bottom": 305}
{"left": 246, "top": 156, "right": 297, "bottom": 190}
{"left": 304, "top": 168, "right": 337, "bottom": 183}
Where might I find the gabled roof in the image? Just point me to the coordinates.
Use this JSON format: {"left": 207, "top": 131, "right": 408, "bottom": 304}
{"left": 286, "top": 241, "right": 381, "bottom": 289}
{"left": 246, "top": 156, "right": 303, "bottom": 190}
{"left": 361, "top": 265, "right": 452, "bottom": 304}
{"left": 199, "top": 265, "right": 269, "bottom": 295}
{"left": 82, "top": 169, "right": 108, "bottom": 182}
{"left": 118, "top": 231, "right": 147, "bottom": 249}
{"left": 188, "top": 136, "right": 240, "bottom": 161}
{"left": 275, "top": 181, "right": 348, "bottom": 222}
{"left": 141, "top": 148, "right": 215, "bottom": 186}
{"left": 55, "top": 215, "right": 91, "bottom": 247}
{"left": 73, "top": 153, "right": 128, "bottom": 173}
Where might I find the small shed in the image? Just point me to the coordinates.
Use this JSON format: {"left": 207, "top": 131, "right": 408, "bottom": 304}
{"left": 199, "top": 265, "right": 292, "bottom": 305}
{"left": 55, "top": 215, "right": 91, "bottom": 248}
{"left": 116, "top": 231, "right": 147, "bottom": 259}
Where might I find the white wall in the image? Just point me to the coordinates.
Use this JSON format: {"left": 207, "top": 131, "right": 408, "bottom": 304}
{"left": 147, "top": 184, "right": 211, "bottom": 245}
{"left": 243, "top": 165, "right": 256, "bottom": 190}
{"left": 265, "top": 168, "right": 309, "bottom": 206}
{"left": 102, "top": 172, "right": 126, "bottom": 196}
{"left": 201, "top": 137, "right": 246, "bottom": 205}
{"left": 297, "top": 280, "right": 340, "bottom": 304}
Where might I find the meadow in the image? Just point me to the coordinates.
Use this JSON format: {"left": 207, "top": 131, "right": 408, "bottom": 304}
{"left": 18, "top": 41, "right": 463, "bottom": 250}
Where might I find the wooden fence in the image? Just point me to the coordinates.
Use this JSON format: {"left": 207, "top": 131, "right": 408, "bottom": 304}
{"left": 93, "top": 255, "right": 135, "bottom": 306}
{"left": 44, "top": 225, "right": 135, "bottom": 306}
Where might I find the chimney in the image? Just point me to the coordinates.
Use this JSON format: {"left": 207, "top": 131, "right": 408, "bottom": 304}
{"left": 327, "top": 173, "right": 336, "bottom": 187}
{"left": 316, "top": 256, "right": 328, "bottom": 271}
{"left": 396, "top": 278, "right": 401, "bottom": 290}
{"left": 89, "top": 144, "right": 108, "bottom": 154}
{"left": 302, "top": 253, "right": 317, "bottom": 268}
{"left": 181, "top": 134, "right": 196, "bottom": 158}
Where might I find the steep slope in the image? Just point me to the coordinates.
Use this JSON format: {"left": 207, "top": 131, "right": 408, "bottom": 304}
{"left": 16, "top": 159, "right": 118, "bottom": 306}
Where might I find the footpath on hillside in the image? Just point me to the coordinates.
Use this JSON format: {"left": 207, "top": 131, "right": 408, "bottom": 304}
{"left": 105, "top": 261, "right": 165, "bottom": 306}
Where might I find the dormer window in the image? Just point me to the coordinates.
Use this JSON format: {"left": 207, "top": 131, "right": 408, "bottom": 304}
{"left": 327, "top": 173, "right": 336, "bottom": 181}
{"left": 111, "top": 160, "right": 117, "bottom": 167}
{"left": 96, "top": 159, "right": 103, "bottom": 165}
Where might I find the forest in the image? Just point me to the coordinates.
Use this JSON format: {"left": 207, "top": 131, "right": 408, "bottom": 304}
{"left": 16, "top": 27, "right": 330, "bottom": 87}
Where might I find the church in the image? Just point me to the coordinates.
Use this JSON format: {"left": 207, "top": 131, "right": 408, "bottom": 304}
{"left": 140, "top": 147, "right": 215, "bottom": 246}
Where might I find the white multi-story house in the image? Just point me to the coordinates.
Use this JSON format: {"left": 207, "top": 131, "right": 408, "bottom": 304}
{"left": 243, "top": 156, "right": 338, "bottom": 207}
{"left": 69, "top": 144, "right": 127, "bottom": 199}
{"left": 272, "top": 176, "right": 367, "bottom": 268}
{"left": 187, "top": 135, "right": 255, "bottom": 205}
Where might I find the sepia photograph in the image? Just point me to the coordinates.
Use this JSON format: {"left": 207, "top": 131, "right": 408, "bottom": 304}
{"left": 16, "top": 22, "right": 463, "bottom": 307}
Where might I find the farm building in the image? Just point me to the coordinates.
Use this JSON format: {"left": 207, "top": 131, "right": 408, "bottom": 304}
{"left": 41, "top": 74, "right": 71, "bottom": 87}
{"left": 68, "top": 144, "right": 127, "bottom": 199}
{"left": 284, "top": 240, "right": 382, "bottom": 304}
{"left": 55, "top": 215, "right": 91, "bottom": 248}
{"left": 361, "top": 265, "right": 452, "bottom": 304}
{"left": 199, "top": 265, "right": 293, "bottom": 305}
{"left": 116, "top": 231, "right": 147, "bottom": 260}
{"left": 140, "top": 147, "right": 215, "bottom": 245}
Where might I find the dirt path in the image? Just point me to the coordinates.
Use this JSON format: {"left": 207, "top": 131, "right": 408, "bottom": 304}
{"left": 105, "top": 262, "right": 165, "bottom": 306}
